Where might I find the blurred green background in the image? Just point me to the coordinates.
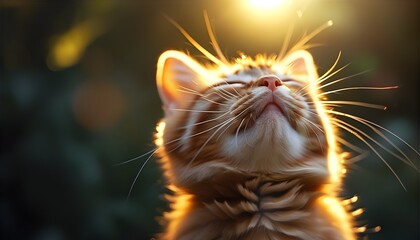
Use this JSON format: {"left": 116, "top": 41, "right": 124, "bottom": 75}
{"left": 1, "top": 0, "right": 419, "bottom": 239}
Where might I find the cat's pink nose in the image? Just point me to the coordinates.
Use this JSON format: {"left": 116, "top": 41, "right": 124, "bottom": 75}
{"left": 258, "top": 76, "right": 283, "bottom": 91}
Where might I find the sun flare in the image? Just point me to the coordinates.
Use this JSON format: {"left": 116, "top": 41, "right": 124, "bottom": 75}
{"left": 248, "top": 0, "right": 286, "bottom": 9}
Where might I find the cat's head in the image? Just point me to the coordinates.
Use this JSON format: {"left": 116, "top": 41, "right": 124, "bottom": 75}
{"left": 155, "top": 50, "right": 340, "bottom": 187}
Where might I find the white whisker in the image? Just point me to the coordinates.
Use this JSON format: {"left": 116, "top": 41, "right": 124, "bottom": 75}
{"left": 235, "top": 118, "right": 246, "bottom": 148}
{"left": 316, "top": 69, "right": 372, "bottom": 92}
{"left": 319, "top": 101, "right": 387, "bottom": 110}
{"left": 330, "top": 118, "right": 407, "bottom": 191}
{"left": 327, "top": 110, "right": 419, "bottom": 170}
{"left": 318, "top": 86, "right": 398, "bottom": 97}
{"left": 171, "top": 108, "right": 226, "bottom": 113}
{"left": 114, "top": 148, "right": 158, "bottom": 166}
{"left": 126, "top": 148, "right": 159, "bottom": 201}
{"left": 177, "top": 111, "right": 230, "bottom": 130}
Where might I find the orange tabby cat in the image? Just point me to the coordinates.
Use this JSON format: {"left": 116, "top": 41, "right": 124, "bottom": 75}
{"left": 154, "top": 22, "right": 356, "bottom": 239}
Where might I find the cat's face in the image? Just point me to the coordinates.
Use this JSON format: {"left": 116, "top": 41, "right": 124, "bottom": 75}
{"left": 156, "top": 50, "right": 334, "bottom": 185}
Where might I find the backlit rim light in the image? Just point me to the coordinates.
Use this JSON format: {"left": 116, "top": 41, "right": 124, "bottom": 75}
{"left": 248, "top": 0, "right": 286, "bottom": 9}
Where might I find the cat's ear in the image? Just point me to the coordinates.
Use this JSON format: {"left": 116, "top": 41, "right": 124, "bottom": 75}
{"left": 281, "top": 50, "right": 318, "bottom": 81}
{"left": 156, "top": 50, "right": 215, "bottom": 116}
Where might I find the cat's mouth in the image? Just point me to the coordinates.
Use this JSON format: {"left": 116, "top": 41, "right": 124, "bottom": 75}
{"left": 256, "top": 97, "right": 286, "bottom": 119}
{"left": 257, "top": 102, "right": 285, "bottom": 118}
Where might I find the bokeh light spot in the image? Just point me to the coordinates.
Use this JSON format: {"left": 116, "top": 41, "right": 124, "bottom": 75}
{"left": 47, "top": 20, "right": 104, "bottom": 71}
{"left": 73, "top": 80, "right": 125, "bottom": 131}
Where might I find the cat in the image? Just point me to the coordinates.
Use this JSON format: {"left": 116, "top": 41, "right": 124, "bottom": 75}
{"left": 151, "top": 17, "right": 416, "bottom": 240}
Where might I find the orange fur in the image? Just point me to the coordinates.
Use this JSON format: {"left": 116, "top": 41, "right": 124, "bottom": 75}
{"left": 154, "top": 47, "right": 356, "bottom": 239}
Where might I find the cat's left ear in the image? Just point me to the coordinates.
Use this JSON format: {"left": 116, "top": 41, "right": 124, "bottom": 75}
{"left": 156, "top": 50, "right": 216, "bottom": 116}
{"left": 281, "top": 50, "right": 319, "bottom": 81}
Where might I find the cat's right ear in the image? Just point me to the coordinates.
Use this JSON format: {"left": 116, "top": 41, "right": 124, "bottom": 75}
{"left": 156, "top": 50, "right": 215, "bottom": 116}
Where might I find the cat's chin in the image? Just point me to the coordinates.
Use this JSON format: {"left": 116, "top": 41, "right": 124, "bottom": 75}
{"left": 222, "top": 113, "right": 307, "bottom": 172}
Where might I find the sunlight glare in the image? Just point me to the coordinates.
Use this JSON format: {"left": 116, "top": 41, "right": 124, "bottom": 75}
{"left": 248, "top": 0, "right": 286, "bottom": 9}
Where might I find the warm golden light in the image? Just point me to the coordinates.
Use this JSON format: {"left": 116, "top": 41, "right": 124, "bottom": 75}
{"left": 155, "top": 121, "right": 166, "bottom": 147}
{"left": 47, "top": 20, "right": 104, "bottom": 70}
{"left": 351, "top": 208, "right": 364, "bottom": 217}
{"left": 248, "top": 0, "right": 286, "bottom": 9}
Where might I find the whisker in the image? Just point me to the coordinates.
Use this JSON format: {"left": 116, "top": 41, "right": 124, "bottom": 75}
{"left": 336, "top": 136, "right": 368, "bottom": 154}
{"left": 328, "top": 110, "right": 418, "bottom": 170}
{"left": 188, "top": 117, "right": 236, "bottom": 168}
{"left": 126, "top": 147, "right": 159, "bottom": 201}
{"left": 318, "top": 86, "right": 398, "bottom": 97}
{"left": 216, "top": 117, "right": 237, "bottom": 141}
{"left": 243, "top": 115, "right": 254, "bottom": 148}
{"left": 164, "top": 14, "right": 226, "bottom": 67}
{"left": 188, "top": 104, "right": 254, "bottom": 166}
{"left": 177, "top": 111, "right": 230, "bottom": 130}
{"left": 114, "top": 148, "right": 158, "bottom": 166}
{"left": 316, "top": 69, "right": 372, "bottom": 92}
{"left": 319, "top": 101, "right": 387, "bottom": 110}
{"left": 278, "top": 20, "right": 295, "bottom": 60}
{"left": 330, "top": 119, "right": 407, "bottom": 191}
{"left": 214, "top": 86, "right": 239, "bottom": 98}
{"left": 317, "top": 51, "right": 343, "bottom": 82}
{"left": 171, "top": 108, "right": 226, "bottom": 113}
{"left": 178, "top": 86, "right": 229, "bottom": 105}
{"left": 297, "top": 64, "right": 352, "bottom": 96}
{"left": 203, "top": 10, "right": 229, "bottom": 64}
{"left": 235, "top": 118, "right": 247, "bottom": 148}
{"left": 346, "top": 151, "right": 370, "bottom": 164}
{"left": 317, "top": 64, "right": 350, "bottom": 86}
{"left": 286, "top": 20, "right": 333, "bottom": 56}
{"left": 301, "top": 117, "right": 325, "bottom": 152}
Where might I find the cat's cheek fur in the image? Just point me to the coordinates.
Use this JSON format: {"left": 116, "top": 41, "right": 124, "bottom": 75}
{"left": 222, "top": 114, "right": 307, "bottom": 172}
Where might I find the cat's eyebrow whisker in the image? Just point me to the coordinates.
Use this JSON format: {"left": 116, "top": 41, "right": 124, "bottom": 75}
{"left": 203, "top": 10, "right": 229, "bottom": 64}
{"left": 330, "top": 119, "right": 407, "bottom": 191}
{"left": 286, "top": 20, "right": 333, "bottom": 57}
{"left": 278, "top": 19, "right": 295, "bottom": 60}
{"left": 317, "top": 86, "right": 398, "bottom": 97}
{"left": 327, "top": 110, "right": 419, "bottom": 171}
{"left": 165, "top": 15, "right": 227, "bottom": 67}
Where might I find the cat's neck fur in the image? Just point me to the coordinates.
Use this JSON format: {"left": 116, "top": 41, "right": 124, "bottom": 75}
{"left": 158, "top": 168, "right": 354, "bottom": 240}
